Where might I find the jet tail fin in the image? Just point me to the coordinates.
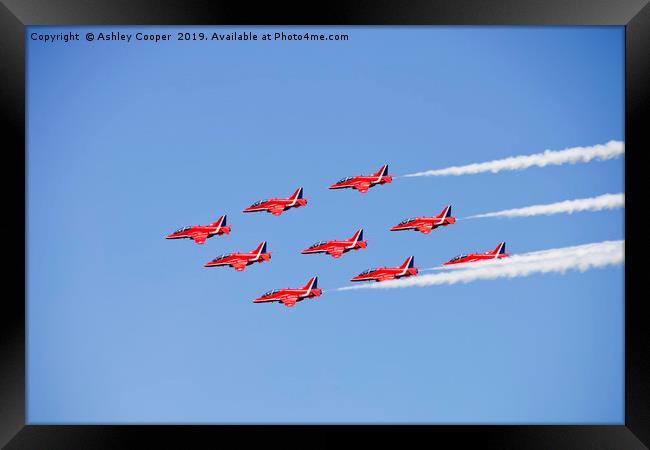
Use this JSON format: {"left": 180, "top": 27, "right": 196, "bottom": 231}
{"left": 494, "top": 242, "right": 506, "bottom": 255}
{"left": 252, "top": 241, "right": 267, "bottom": 256}
{"left": 374, "top": 164, "right": 389, "bottom": 177}
{"left": 400, "top": 256, "right": 415, "bottom": 269}
{"left": 210, "top": 215, "right": 226, "bottom": 227}
{"left": 289, "top": 187, "right": 303, "bottom": 201}
{"left": 440, "top": 205, "right": 452, "bottom": 219}
{"left": 303, "top": 276, "right": 318, "bottom": 292}
{"left": 350, "top": 228, "right": 364, "bottom": 243}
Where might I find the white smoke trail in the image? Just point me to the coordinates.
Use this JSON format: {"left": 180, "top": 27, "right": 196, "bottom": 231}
{"left": 337, "top": 240, "right": 623, "bottom": 291}
{"left": 403, "top": 140, "right": 624, "bottom": 177}
{"left": 466, "top": 193, "right": 624, "bottom": 219}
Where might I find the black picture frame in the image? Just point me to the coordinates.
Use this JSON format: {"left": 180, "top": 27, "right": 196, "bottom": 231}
{"left": 1, "top": 1, "right": 648, "bottom": 448}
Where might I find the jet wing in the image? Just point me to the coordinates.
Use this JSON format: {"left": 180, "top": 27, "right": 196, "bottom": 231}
{"left": 354, "top": 182, "right": 371, "bottom": 193}
{"left": 191, "top": 233, "right": 208, "bottom": 245}
{"left": 232, "top": 260, "right": 248, "bottom": 272}
{"left": 327, "top": 247, "right": 344, "bottom": 258}
{"left": 416, "top": 224, "right": 433, "bottom": 234}
{"left": 269, "top": 205, "right": 285, "bottom": 216}
{"left": 280, "top": 295, "right": 299, "bottom": 307}
{"left": 377, "top": 274, "right": 396, "bottom": 282}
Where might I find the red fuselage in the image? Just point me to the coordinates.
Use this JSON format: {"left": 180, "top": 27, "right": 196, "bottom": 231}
{"left": 443, "top": 253, "right": 509, "bottom": 265}
{"left": 165, "top": 215, "right": 230, "bottom": 245}
{"left": 254, "top": 277, "right": 321, "bottom": 308}
{"left": 444, "top": 242, "right": 510, "bottom": 266}
{"left": 351, "top": 256, "right": 418, "bottom": 282}
{"left": 329, "top": 165, "right": 392, "bottom": 193}
{"left": 391, "top": 216, "right": 455, "bottom": 234}
{"left": 204, "top": 242, "right": 271, "bottom": 272}
{"left": 391, "top": 206, "right": 455, "bottom": 234}
{"left": 243, "top": 187, "right": 307, "bottom": 216}
{"left": 302, "top": 229, "right": 366, "bottom": 259}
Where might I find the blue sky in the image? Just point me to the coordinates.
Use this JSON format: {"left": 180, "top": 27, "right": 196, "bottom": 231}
{"left": 27, "top": 26, "right": 624, "bottom": 423}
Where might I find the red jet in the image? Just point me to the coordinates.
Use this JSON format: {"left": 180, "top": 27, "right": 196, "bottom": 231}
{"left": 243, "top": 187, "right": 307, "bottom": 216}
{"left": 443, "top": 242, "right": 509, "bottom": 266}
{"left": 329, "top": 164, "right": 392, "bottom": 193}
{"left": 253, "top": 276, "right": 322, "bottom": 308}
{"left": 204, "top": 241, "right": 271, "bottom": 272}
{"left": 301, "top": 229, "right": 367, "bottom": 259}
{"left": 165, "top": 215, "right": 231, "bottom": 245}
{"left": 390, "top": 205, "right": 455, "bottom": 234}
{"left": 350, "top": 256, "right": 418, "bottom": 283}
